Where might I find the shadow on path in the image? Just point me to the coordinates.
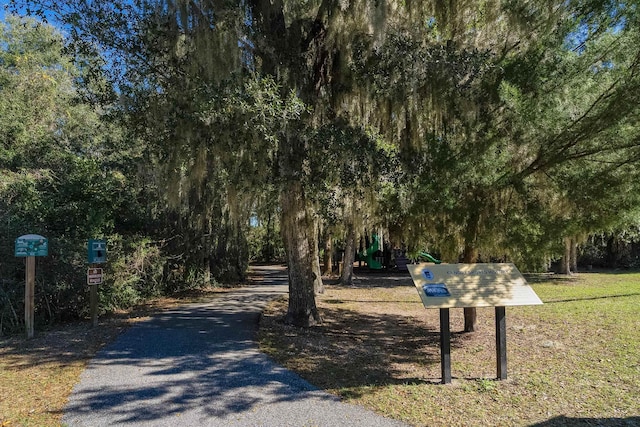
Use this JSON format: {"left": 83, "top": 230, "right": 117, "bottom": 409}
{"left": 63, "top": 266, "right": 408, "bottom": 427}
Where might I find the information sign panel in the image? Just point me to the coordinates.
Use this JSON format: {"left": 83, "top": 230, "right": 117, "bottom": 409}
{"left": 87, "top": 268, "right": 104, "bottom": 285}
{"left": 408, "top": 263, "right": 543, "bottom": 309}
{"left": 15, "top": 234, "right": 48, "bottom": 257}
{"left": 88, "top": 239, "right": 107, "bottom": 264}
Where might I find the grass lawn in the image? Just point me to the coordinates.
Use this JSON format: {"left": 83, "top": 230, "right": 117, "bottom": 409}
{"left": 0, "top": 322, "right": 126, "bottom": 426}
{"left": 258, "top": 271, "right": 640, "bottom": 426}
{"left": 1, "top": 271, "right": 637, "bottom": 426}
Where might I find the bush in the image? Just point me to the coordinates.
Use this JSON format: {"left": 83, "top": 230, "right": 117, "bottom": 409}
{"left": 0, "top": 234, "right": 171, "bottom": 335}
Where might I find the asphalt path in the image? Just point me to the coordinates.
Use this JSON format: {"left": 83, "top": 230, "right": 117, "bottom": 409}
{"left": 63, "top": 266, "right": 409, "bottom": 426}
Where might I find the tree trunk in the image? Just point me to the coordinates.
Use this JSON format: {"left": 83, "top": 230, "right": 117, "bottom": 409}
{"left": 322, "top": 232, "right": 333, "bottom": 276}
{"left": 570, "top": 237, "right": 578, "bottom": 273}
{"left": 462, "top": 244, "right": 478, "bottom": 333}
{"left": 312, "top": 217, "right": 325, "bottom": 294}
{"left": 280, "top": 181, "right": 322, "bottom": 326}
{"left": 340, "top": 224, "right": 356, "bottom": 285}
{"left": 559, "top": 237, "right": 572, "bottom": 275}
{"left": 264, "top": 211, "right": 274, "bottom": 262}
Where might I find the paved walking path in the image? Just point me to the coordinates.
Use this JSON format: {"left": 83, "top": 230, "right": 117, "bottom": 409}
{"left": 63, "top": 266, "right": 408, "bottom": 426}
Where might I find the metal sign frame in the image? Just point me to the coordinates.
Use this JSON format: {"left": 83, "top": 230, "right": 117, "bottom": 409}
{"left": 408, "top": 263, "right": 543, "bottom": 384}
{"left": 408, "top": 263, "right": 543, "bottom": 308}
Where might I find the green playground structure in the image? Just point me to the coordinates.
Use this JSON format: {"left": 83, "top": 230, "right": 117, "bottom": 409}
{"left": 355, "top": 232, "right": 441, "bottom": 270}
{"left": 358, "top": 233, "right": 384, "bottom": 269}
{"left": 418, "top": 251, "right": 442, "bottom": 264}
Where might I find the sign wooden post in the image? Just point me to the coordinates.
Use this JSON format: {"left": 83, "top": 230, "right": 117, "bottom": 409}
{"left": 90, "top": 284, "right": 98, "bottom": 327}
{"left": 15, "top": 234, "right": 48, "bottom": 339}
{"left": 87, "top": 267, "right": 104, "bottom": 327}
{"left": 87, "top": 240, "right": 106, "bottom": 328}
{"left": 408, "top": 263, "right": 542, "bottom": 383}
{"left": 25, "top": 256, "right": 35, "bottom": 339}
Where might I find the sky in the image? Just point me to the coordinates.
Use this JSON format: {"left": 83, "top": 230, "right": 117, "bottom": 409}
{"left": 1, "top": 0, "right": 21, "bottom": 23}
{"left": 0, "top": 1, "right": 59, "bottom": 25}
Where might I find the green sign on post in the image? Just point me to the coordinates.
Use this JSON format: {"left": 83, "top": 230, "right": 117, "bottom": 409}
{"left": 88, "top": 239, "right": 107, "bottom": 264}
{"left": 15, "top": 234, "right": 48, "bottom": 339}
{"left": 15, "top": 234, "right": 48, "bottom": 257}
{"left": 87, "top": 239, "right": 106, "bottom": 328}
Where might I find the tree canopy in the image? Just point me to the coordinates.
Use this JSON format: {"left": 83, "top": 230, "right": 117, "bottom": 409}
{"left": 6, "top": 0, "right": 640, "bottom": 327}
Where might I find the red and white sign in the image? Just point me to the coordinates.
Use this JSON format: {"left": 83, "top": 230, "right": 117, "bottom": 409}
{"left": 87, "top": 268, "right": 103, "bottom": 285}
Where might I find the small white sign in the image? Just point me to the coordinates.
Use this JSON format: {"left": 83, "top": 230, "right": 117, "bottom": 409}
{"left": 87, "top": 268, "right": 103, "bottom": 285}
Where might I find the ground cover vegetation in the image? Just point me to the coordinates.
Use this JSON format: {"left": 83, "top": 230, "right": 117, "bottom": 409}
{"left": 2, "top": 0, "right": 640, "bottom": 332}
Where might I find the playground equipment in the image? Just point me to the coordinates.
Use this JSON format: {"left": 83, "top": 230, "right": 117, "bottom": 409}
{"left": 358, "top": 233, "right": 384, "bottom": 269}
{"left": 394, "top": 250, "right": 441, "bottom": 271}
{"left": 418, "top": 252, "right": 442, "bottom": 264}
{"left": 355, "top": 231, "right": 441, "bottom": 270}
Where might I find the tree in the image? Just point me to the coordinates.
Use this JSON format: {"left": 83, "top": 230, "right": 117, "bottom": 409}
{"left": 13, "top": 0, "right": 640, "bottom": 330}
{"left": 367, "top": 1, "right": 640, "bottom": 330}
{"left": 0, "top": 14, "right": 153, "bottom": 332}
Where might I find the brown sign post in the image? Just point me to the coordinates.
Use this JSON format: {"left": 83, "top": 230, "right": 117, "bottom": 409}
{"left": 408, "top": 263, "right": 543, "bottom": 384}
{"left": 15, "top": 234, "right": 49, "bottom": 339}
{"left": 87, "top": 267, "right": 104, "bottom": 327}
{"left": 87, "top": 239, "right": 107, "bottom": 327}
{"left": 25, "top": 256, "right": 35, "bottom": 339}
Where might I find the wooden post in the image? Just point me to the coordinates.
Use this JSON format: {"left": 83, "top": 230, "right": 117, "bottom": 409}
{"left": 495, "top": 306, "right": 507, "bottom": 380}
{"left": 90, "top": 283, "right": 98, "bottom": 327}
{"left": 439, "top": 308, "right": 452, "bottom": 384}
{"left": 25, "top": 256, "right": 35, "bottom": 339}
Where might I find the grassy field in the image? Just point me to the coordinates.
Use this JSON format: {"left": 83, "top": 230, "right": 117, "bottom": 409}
{"left": 258, "top": 271, "right": 640, "bottom": 426}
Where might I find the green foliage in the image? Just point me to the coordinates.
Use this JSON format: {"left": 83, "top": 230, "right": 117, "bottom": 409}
{"left": 248, "top": 219, "right": 286, "bottom": 263}
{"left": 137, "top": 73, "right": 307, "bottom": 284}
{"left": 5, "top": 1, "right": 640, "bottom": 330}
{"left": 368, "top": 1, "right": 640, "bottom": 267}
{"left": 100, "top": 235, "right": 168, "bottom": 310}
{"left": 579, "top": 229, "right": 640, "bottom": 269}
{"left": 0, "top": 16, "right": 177, "bottom": 334}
